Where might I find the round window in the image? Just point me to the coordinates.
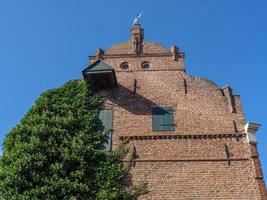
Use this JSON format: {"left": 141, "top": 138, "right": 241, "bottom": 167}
{"left": 141, "top": 61, "right": 150, "bottom": 69}
{"left": 120, "top": 62, "right": 129, "bottom": 69}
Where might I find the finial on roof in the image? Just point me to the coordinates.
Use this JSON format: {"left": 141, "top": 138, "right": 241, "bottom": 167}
{"left": 96, "top": 48, "right": 105, "bottom": 59}
{"left": 133, "top": 12, "right": 144, "bottom": 25}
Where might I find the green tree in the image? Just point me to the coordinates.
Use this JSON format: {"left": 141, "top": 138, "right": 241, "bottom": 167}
{"left": 0, "top": 80, "right": 147, "bottom": 200}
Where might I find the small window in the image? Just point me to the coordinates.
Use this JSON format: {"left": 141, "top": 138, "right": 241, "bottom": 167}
{"left": 152, "top": 107, "right": 175, "bottom": 131}
{"left": 141, "top": 61, "right": 150, "bottom": 69}
{"left": 120, "top": 62, "right": 129, "bottom": 69}
{"left": 97, "top": 110, "right": 113, "bottom": 151}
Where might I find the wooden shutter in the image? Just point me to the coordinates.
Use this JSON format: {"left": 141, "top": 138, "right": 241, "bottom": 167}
{"left": 98, "top": 110, "right": 113, "bottom": 151}
{"left": 152, "top": 107, "right": 175, "bottom": 131}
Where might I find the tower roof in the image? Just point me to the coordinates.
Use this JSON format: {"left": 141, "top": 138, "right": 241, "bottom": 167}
{"left": 105, "top": 21, "right": 170, "bottom": 54}
{"left": 106, "top": 41, "right": 171, "bottom": 54}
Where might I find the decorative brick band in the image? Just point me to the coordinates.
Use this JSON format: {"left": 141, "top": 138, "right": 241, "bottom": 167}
{"left": 123, "top": 158, "right": 249, "bottom": 163}
{"left": 89, "top": 52, "right": 185, "bottom": 59}
{"left": 119, "top": 133, "right": 246, "bottom": 141}
{"left": 116, "top": 69, "right": 184, "bottom": 73}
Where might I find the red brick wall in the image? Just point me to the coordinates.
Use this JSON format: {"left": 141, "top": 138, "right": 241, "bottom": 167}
{"left": 88, "top": 36, "right": 266, "bottom": 199}
{"left": 132, "top": 161, "right": 258, "bottom": 200}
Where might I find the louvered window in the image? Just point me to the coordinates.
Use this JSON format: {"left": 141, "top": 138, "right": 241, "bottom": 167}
{"left": 152, "top": 107, "right": 175, "bottom": 131}
{"left": 98, "top": 110, "right": 113, "bottom": 151}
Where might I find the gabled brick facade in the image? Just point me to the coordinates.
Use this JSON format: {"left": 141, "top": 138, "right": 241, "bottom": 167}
{"left": 84, "top": 23, "right": 266, "bottom": 199}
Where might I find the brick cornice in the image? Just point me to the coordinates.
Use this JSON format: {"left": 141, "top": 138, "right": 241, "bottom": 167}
{"left": 115, "top": 69, "right": 184, "bottom": 73}
{"left": 123, "top": 158, "right": 249, "bottom": 163}
{"left": 89, "top": 52, "right": 185, "bottom": 59}
{"left": 119, "top": 133, "right": 246, "bottom": 141}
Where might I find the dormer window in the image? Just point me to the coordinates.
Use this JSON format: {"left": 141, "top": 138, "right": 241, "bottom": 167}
{"left": 120, "top": 62, "right": 129, "bottom": 69}
{"left": 141, "top": 61, "right": 150, "bottom": 69}
{"left": 82, "top": 60, "right": 117, "bottom": 90}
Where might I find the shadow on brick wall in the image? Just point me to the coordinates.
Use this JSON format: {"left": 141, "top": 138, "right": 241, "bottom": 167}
{"left": 106, "top": 84, "right": 159, "bottom": 115}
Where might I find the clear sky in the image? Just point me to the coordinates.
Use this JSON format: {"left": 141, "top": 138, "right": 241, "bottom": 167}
{"left": 1, "top": 0, "right": 267, "bottom": 179}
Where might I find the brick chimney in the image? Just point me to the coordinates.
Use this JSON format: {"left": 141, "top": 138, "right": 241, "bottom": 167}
{"left": 130, "top": 23, "right": 144, "bottom": 55}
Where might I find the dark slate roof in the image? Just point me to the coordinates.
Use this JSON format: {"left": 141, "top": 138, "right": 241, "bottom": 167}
{"left": 82, "top": 60, "right": 114, "bottom": 75}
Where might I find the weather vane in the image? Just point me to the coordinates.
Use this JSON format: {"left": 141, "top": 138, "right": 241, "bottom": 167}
{"left": 133, "top": 12, "right": 144, "bottom": 25}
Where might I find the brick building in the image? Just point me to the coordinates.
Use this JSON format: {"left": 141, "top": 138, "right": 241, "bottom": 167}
{"left": 82, "top": 22, "right": 267, "bottom": 199}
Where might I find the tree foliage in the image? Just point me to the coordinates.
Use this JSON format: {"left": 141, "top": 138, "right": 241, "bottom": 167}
{"left": 0, "top": 80, "right": 147, "bottom": 200}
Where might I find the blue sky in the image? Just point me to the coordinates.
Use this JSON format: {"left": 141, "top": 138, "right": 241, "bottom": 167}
{"left": 1, "top": 0, "right": 267, "bottom": 178}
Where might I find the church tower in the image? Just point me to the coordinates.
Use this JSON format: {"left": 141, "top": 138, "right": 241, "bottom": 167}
{"left": 82, "top": 21, "right": 266, "bottom": 199}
